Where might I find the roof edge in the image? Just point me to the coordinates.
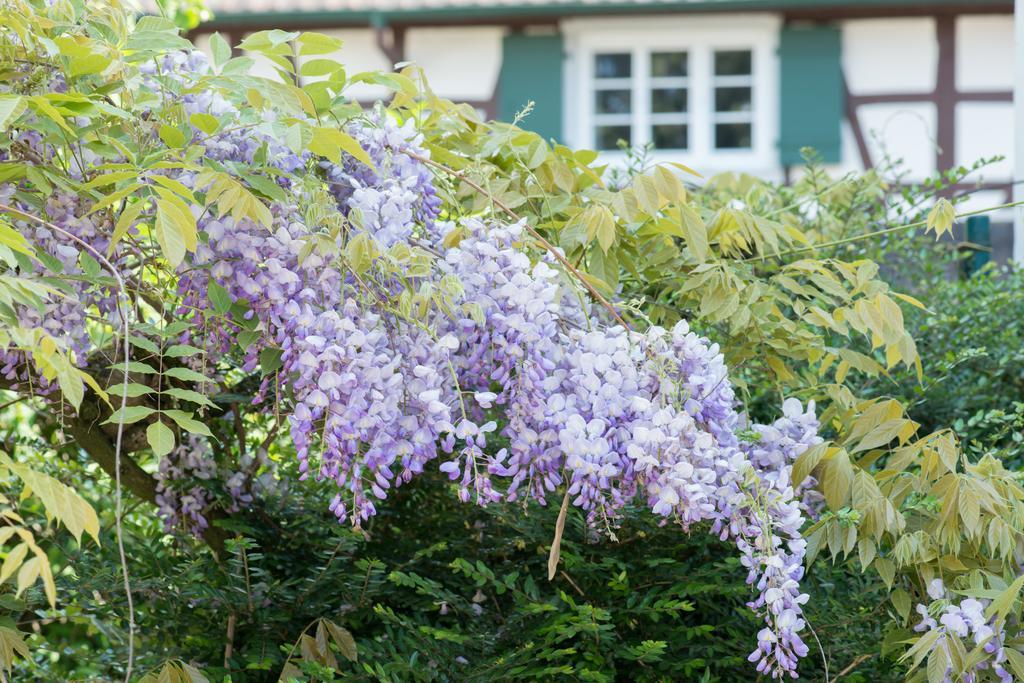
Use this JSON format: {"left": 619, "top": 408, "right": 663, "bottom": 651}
{"left": 198, "top": 0, "right": 1013, "bottom": 29}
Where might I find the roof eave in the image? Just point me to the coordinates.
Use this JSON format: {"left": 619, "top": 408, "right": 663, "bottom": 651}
{"left": 199, "top": 0, "right": 1013, "bottom": 29}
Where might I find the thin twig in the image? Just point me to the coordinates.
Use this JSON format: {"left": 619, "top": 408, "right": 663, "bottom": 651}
{"left": 402, "top": 150, "right": 631, "bottom": 330}
{"left": 224, "top": 612, "right": 236, "bottom": 670}
{"left": 747, "top": 200, "right": 1024, "bottom": 262}
{"left": 0, "top": 203, "right": 136, "bottom": 681}
{"left": 559, "top": 570, "right": 585, "bottom": 597}
{"left": 833, "top": 653, "right": 873, "bottom": 680}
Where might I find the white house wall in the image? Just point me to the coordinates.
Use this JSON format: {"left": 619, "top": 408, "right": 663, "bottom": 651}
{"left": 838, "top": 14, "right": 1013, "bottom": 188}
{"left": 858, "top": 102, "right": 938, "bottom": 177}
{"left": 956, "top": 15, "right": 1014, "bottom": 92}
{"left": 405, "top": 27, "right": 504, "bottom": 101}
{"left": 843, "top": 18, "right": 937, "bottom": 95}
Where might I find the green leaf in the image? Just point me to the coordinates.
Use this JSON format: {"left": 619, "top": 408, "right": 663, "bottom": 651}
{"left": 0, "top": 626, "right": 30, "bottom": 674}
{"left": 345, "top": 232, "right": 377, "bottom": 274}
{"left": 81, "top": 170, "right": 139, "bottom": 190}
{"left": 0, "top": 454, "right": 100, "bottom": 544}
{"left": 0, "top": 219, "right": 34, "bottom": 257}
{"left": 891, "top": 588, "right": 911, "bottom": 622}
{"left": 792, "top": 443, "right": 829, "bottom": 486}
{"left": 154, "top": 198, "right": 197, "bottom": 267}
{"left": 189, "top": 112, "right": 220, "bottom": 135}
{"left": 243, "top": 173, "right": 287, "bottom": 202}
{"left": 985, "top": 574, "right": 1024, "bottom": 622}
{"left": 298, "top": 32, "right": 344, "bottom": 56}
{"left": 309, "top": 127, "right": 375, "bottom": 168}
{"left": 28, "top": 96, "right": 73, "bottom": 134}
{"left": 301, "top": 59, "right": 345, "bottom": 78}
{"left": 163, "top": 409, "right": 213, "bottom": 437}
{"left": 0, "top": 95, "right": 26, "bottom": 131}
{"left": 146, "top": 421, "right": 175, "bottom": 458}
{"left": 79, "top": 252, "right": 101, "bottom": 279}
{"left": 162, "top": 387, "right": 216, "bottom": 408}
{"left": 158, "top": 124, "right": 186, "bottom": 148}
{"left": 43, "top": 345, "right": 84, "bottom": 410}
{"left": 121, "top": 361, "right": 158, "bottom": 374}
{"left": 819, "top": 448, "right": 853, "bottom": 509}
{"left": 679, "top": 204, "right": 709, "bottom": 262}
{"left": 259, "top": 347, "right": 283, "bottom": 375}
{"left": 591, "top": 206, "right": 616, "bottom": 254}
{"left": 237, "top": 330, "right": 260, "bottom": 350}
{"left": 106, "top": 382, "right": 154, "bottom": 399}
{"left": 925, "top": 198, "right": 956, "bottom": 238}
{"left": 207, "top": 281, "right": 233, "bottom": 315}
{"left": 102, "top": 405, "right": 155, "bottom": 425}
{"left": 128, "top": 335, "right": 159, "bottom": 354}
{"left": 163, "top": 366, "right": 213, "bottom": 384}
{"left": 210, "top": 32, "right": 232, "bottom": 69}
{"left": 163, "top": 344, "right": 204, "bottom": 358}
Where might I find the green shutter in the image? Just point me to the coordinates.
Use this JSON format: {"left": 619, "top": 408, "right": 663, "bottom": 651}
{"left": 499, "top": 33, "right": 563, "bottom": 141}
{"left": 779, "top": 25, "right": 842, "bottom": 165}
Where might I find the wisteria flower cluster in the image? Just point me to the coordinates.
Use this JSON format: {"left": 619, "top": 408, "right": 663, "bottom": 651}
{"left": 912, "top": 579, "right": 1014, "bottom": 683}
{"left": 2, "top": 50, "right": 823, "bottom": 678}
{"left": 155, "top": 434, "right": 280, "bottom": 535}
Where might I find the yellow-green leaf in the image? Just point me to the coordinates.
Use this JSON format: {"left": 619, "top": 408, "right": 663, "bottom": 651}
{"left": 1, "top": 456, "right": 100, "bottom": 544}
{"left": 146, "top": 421, "right": 175, "bottom": 458}
{"left": 925, "top": 198, "right": 956, "bottom": 238}
{"left": 154, "top": 198, "right": 196, "bottom": 267}
{"left": 309, "top": 127, "right": 375, "bottom": 169}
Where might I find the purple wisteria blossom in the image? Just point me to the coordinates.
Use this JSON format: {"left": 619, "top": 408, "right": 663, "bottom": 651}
{"left": 3, "top": 49, "right": 825, "bottom": 679}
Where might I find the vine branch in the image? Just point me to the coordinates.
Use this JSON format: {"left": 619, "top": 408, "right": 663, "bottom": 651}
{"left": 747, "top": 200, "right": 1024, "bottom": 262}
{"left": 0, "top": 202, "right": 138, "bottom": 681}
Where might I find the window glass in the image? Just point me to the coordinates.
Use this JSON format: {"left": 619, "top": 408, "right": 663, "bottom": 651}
{"left": 596, "top": 89, "right": 632, "bottom": 114}
{"left": 593, "top": 53, "right": 634, "bottom": 150}
{"left": 714, "top": 50, "right": 752, "bottom": 76}
{"left": 712, "top": 49, "right": 753, "bottom": 149}
{"left": 653, "top": 124, "right": 688, "bottom": 150}
{"left": 588, "top": 47, "right": 755, "bottom": 153}
{"left": 651, "top": 51, "right": 687, "bottom": 78}
{"left": 595, "top": 53, "right": 631, "bottom": 79}
{"left": 652, "top": 88, "right": 687, "bottom": 113}
{"left": 715, "top": 123, "right": 752, "bottom": 149}
{"left": 649, "top": 52, "right": 688, "bottom": 150}
{"left": 596, "top": 125, "right": 631, "bottom": 150}
{"left": 714, "top": 86, "right": 752, "bottom": 113}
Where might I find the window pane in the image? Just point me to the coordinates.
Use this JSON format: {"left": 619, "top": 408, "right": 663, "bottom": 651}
{"left": 715, "top": 123, "right": 752, "bottom": 149}
{"left": 714, "top": 86, "right": 751, "bottom": 112}
{"left": 652, "top": 124, "right": 688, "bottom": 150}
{"left": 596, "top": 125, "right": 631, "bottom": 150}
{"left": 652, "top": 88, "right": 687, "bottom": 113}
{"left": 595, "top": 89, "right": 632, "bottom": 114}
{"left": 595, "top": 53, "right": 631, "bottom": 79}
{"left": 651, "top": 51, "right": 687, "bottom": 77}
{"left": 714, "top": 50, "right": 752, "bottom": 76}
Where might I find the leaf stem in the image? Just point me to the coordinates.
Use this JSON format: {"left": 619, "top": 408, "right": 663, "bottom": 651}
{"left": 747, "top": 200, "right": 1024, "bottom": 262}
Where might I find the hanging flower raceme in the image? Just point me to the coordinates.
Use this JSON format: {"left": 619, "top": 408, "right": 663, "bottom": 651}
{"left": 6, "top": 48, "right": 822, "bottom": 679}
{"left": 909, "top": 579, "right": 1014, "bottom": 683}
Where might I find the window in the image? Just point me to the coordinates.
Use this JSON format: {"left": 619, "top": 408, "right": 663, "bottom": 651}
{"left": 593, "top": 53, "right": 633, "bottom": 149}
{"left": 649, "top": 51, "right": 689, "bottom": 151}
{"left": 590, "top": 47, "right": 750, "bottom": 152}
{"left": 566, "top": 15, "right": 779, "bottom": 170}
{"left": 713, "top": 50, "right": 753, "bottom": 149}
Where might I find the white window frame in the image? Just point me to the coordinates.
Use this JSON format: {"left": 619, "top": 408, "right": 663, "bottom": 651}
{"left": 562, "top": 14, "right": 781, "bottom": 175}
